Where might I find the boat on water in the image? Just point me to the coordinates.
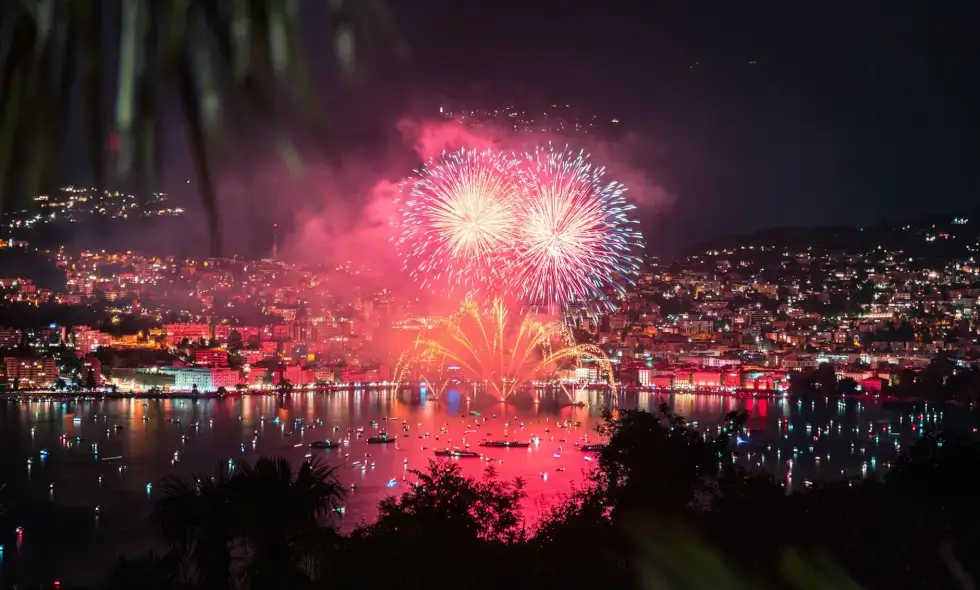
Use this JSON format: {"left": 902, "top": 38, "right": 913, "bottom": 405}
{"left": 310, "top": 440, "right": 340, "bottom": 449}
{"left": 434, "top": 449, "right": 481, "bottom": 458}
{"left": 478, "top": 440, "right": 530, "bottom": 448}
{"left": 579, "top": 444, "right": 606, "bottom": 452}
{"left": 367, "top": 434, "right": 397, "bottom": 444}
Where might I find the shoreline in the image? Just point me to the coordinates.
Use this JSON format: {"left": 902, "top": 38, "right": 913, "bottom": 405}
{"left": 0, "top": 387, "right": 966, "bottom": 406}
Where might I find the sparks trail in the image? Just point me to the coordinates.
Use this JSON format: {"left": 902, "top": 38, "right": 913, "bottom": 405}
{"left": 510, "top": 145, "right": 645, "bottom": 313}
{"left": 393, "top": 148, "right": 521, "bottom": 298}
{"left": 393, "top": 298, "right": 615, "bottom": 401}
{"left": 393, "top": 145, "right": 644, "bottom": 315}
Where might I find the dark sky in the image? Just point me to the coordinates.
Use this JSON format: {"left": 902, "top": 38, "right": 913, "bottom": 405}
{"left": 381, "top": 0, "right": 980, "bottom": 252}
{"left": 65, "top": 0, "right": 980, "bottom": 256}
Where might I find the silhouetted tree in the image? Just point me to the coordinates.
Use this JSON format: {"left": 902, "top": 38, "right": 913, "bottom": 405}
{"left": 228, "top": 330, "right": 243, "bottom": 350}
{"left": 813, "top": 362, "right": 837, "bottom": 393}
{"left": 595, "top": 403, "right": 739, "bottom": 516}
{"left": 236, "top": 458, "right": 344, "bottom": 587}
{"left": 339, "top": 461, "right": 525, "bottom": 589}
{"left": 837, "top": 376, "right": 859, "bottom": 394}
{"left": 102, "top": 552, "right": 186, "bottom": 590}
{"left": 84, "top": 369, "right": 97, "bottom": 390}
{"left": 145, "top": 457, "right": 343, "bottom": 590}
{"left": 153, "top": 467, "right": 238, "bottom": 590}
{"left": 101, "top": 402, "right": 980, "bottom": 590}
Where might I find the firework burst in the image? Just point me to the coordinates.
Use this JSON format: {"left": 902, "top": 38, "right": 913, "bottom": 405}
{"left": 393, "top": 148, "right": 521, "bottom": 296}
{"left": 509, "top": 145, "right": 645, "bottom": 312}
{"left": 393, "top": 298, "right": 615, "bottom": 401}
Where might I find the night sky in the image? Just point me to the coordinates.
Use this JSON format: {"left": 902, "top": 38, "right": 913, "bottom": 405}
{"left": 388, "top": 0, "right": 980, "bottom": 252}
{"left": 66, "top": 1, "right": 980, "bottom": 256}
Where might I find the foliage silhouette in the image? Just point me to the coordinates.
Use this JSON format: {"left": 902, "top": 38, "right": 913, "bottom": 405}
{"left": 101, "top": 403, "right": 980, "bottom": 590}
{"left": 0, "top": 1, "right": 405, "bottom": 256}
{"left": 146, "top": 456, "right": 343, "bottom": 590}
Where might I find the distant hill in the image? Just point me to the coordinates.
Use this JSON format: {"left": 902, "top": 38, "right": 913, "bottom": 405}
{"left": 0, "top": 249, "right": 64, "bottom": 289}
{"left": 690, "top": 226, "right": 867, "bottom": 252}
{"left": 686, "top": 212, "right": 979, "bottom": 261}
{"left": 9, "top": 215, "right": 271, "bottom": 259}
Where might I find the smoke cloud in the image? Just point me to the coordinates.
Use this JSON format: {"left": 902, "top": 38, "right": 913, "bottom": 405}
{"left": 276, "top": 114, "right": 674, "bottom": 304}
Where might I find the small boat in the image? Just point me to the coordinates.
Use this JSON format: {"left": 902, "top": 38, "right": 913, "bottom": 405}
{"left": 434, "top": 449, "right": 481, "bottom": 458}
{"left": 310, "top": 440, "right": 340, "bottom": 449}
{"left": 113, "top": 425, "right": 124, "bottom": 431}
{"left": 478, "top": 440, "right": 531, "bottom": 448}
{"left": 579, "top": 444, "right": 606, "bottom": 452}
{"left": 367, "top": 434, "right": 396, "bottom": 444}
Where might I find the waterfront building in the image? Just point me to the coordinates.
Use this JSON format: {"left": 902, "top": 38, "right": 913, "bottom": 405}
{"left": 157, "top": 367, "right": 239, "bottom": 391}
{"left": 4, "top": 357, "right": 59, "bottom": 388}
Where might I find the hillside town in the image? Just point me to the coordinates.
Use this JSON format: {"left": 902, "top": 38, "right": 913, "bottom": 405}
{"left": 0, "top": 216, "right": 978, "bottom": 400}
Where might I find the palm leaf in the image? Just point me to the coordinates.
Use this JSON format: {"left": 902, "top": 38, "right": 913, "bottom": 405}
{"left": 0, "top": 0, "right": 403, "bottom": 256}
{"left": 78, "top": 0, "right": 106, "bottom": 197}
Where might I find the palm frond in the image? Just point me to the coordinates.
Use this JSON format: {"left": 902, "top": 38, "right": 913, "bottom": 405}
{"left": 0, "top": 0, "right": 403, "bottom": 256}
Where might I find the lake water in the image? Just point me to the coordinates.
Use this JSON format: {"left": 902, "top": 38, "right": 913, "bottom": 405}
{"left": 0, "top": 389, "right": 973, "bottom": 586}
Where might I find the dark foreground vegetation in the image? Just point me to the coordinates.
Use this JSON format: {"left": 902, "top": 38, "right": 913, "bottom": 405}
{"left": 99, "top": 403, "right": 978, "bottom": 590}
{"left": 791, "top": 355, "right": 980, "bottom": 403}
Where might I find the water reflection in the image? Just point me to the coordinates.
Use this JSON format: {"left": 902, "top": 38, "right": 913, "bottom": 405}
{"left": 0, "top": 390, "right": 971, "bottom": 586}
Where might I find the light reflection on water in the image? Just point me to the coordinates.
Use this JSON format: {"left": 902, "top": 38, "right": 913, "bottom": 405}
{"left": 0, "top": 390, "right": 969, "bottom": 585}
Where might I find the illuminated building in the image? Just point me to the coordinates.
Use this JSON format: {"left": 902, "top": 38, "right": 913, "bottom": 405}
{"left": 73, "top": 327, "right": 112, "bottom": 354}
{"left": 276, "top": 365, "right": 314, "bottom": 386}
{"left": 339, "top": 365, "right": 390, "bottom": 384}
{"left": 32, "top": 325, "right": 67, "bottom": 347}
{"left": 262, "top": 324, "right": 289, "bottom": 342}
{"left": 0, "top": 327, "right": 22, "bottom": 348}
{"left": 155, "top": 367, "right": 240, "bottom": 391}
{"left": 193, "top": 349, "right": 229, "bottom": 367}
{"left": 65, "top": 271, "right": 95, "bottom": 297}
{"left": 4, "top": 357, "right": 59, "bottom": 389}
{"left": 110, "top": 368, "right": 175, "bottom": 391}
{"left": 53, "top": 294, "right": 83, "bottom": 305}
{"left": 165, "top": 323, "right": 211, "bottom": 344}
{"left": 213, "top": 323, "right": 232, "bottom": 343}
{"left": 266, "top": 305, "right": 298, "bottom": 321}
{"left": 239, "top": 350, "right": 265, "bottom": 365}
